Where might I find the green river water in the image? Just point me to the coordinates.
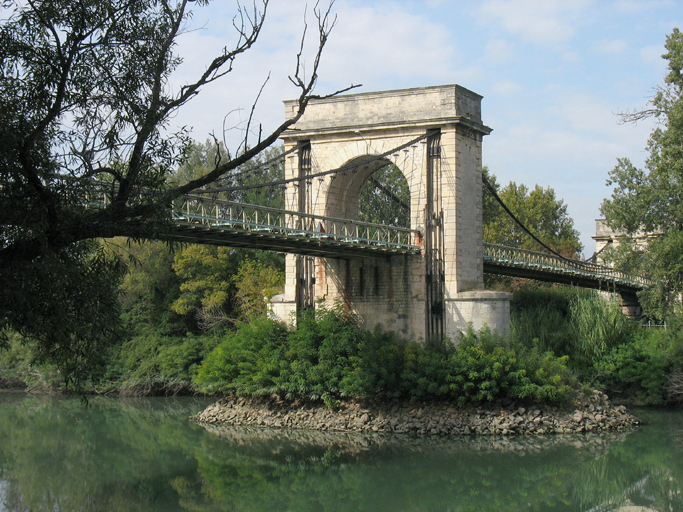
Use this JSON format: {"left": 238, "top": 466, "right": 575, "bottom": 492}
{"left": 0, "top": 392, "right": 681, "bottom": 512}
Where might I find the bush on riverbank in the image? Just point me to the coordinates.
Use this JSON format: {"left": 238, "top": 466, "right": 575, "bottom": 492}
{"left": 98, "top": 330, "right": 222, "bottom": 395}
{"left": 509, "top": 286, "right": 683, "bottom": 406}
{"left": 592, "top": 320, "right": 683, "bottom": 405}
{"left": 510, "top": 287, "right": 632, "bottom": 372}
{"left": 194, "top": 306, "right": 576, "bottom": 405}
{"left": 4, "top": 280, "right": 683, "bottom": 407}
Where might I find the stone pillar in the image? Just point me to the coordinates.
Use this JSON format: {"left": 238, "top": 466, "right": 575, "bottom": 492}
{"left": 270, "top": 85, "right": 512, "bottom": 339}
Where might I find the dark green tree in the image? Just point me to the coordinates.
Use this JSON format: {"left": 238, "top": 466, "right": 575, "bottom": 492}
{"left": 601, "top": 28, "right": 683, "bottom": 317}
{"left": 358, "top": 164, "right": 410, "bottom": 227}
{"left": 0, "top": 0, "right": 354, "bottom": 388}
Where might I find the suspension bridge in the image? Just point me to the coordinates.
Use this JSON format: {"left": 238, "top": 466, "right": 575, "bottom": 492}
{"left": 167, "top": 193, "right": 649, "bottom": 295}
{"left": 97, "top": 85, "right": 651, "bottom": 339}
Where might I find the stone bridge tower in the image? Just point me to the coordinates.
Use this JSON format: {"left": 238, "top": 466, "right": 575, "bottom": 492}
{"left": 270, "top": 85, "right": 511, "bottom": 341}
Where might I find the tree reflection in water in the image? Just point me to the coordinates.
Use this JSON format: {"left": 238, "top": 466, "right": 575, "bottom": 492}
{"left": 0, "top": 393, "right": 680, "bottom": 512}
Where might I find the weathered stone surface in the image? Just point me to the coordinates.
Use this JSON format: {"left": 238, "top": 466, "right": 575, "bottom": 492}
{"left": 271, "top": 85, "right": 511, "bottom": 341}
{"left": 191, "top": 391, "right": 639, "bottom": 437}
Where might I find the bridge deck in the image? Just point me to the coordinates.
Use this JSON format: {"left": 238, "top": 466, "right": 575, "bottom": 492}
{"left": 169, "top": 196, "right": 649, "bottom": 292}
{"left": 90, "top": 190, "right": 650, "bottom": 292}
{"left": 169, "top": 195, "right": 420, "bottom": 258}
{"left": 483, "top": 244, "right": 650, "bottom": 293}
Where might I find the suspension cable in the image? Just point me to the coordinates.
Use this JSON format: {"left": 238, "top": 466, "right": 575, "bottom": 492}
{"left": 584, "top": 240, "right": 611, "bottom": 264}
{"left": 207, "top": 144, "right": 298, "bottom": 186}
{"left": 194, "top": 132, "right": 433, "bottom": 194}
{"left": 482, "top": 173, "right": 585, "bottom": 265}
{"left": 368, "top": 174, "right": 410, "bottom": 212}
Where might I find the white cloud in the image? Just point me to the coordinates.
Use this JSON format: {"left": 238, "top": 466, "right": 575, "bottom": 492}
{"left": 615, "top": 0, "right": 675, "bottom": 13}
{"left": 478, "top": 0, "right": 593, "bottom": 46}
{"left": 154, "top": 0, "right": 674, "bottom": 253}
{"left": 490, "top": 80, "right": 523, "bottom": 96}
{"left": 593, "top": 39, "right": 628, "bottom": 54}
{"left": 483, "top": 89, "right": 655, "bottom": 252}
{"left": 167, "top": 1, "right": 473, "bottom": 149}
{"left": 484, "top": 39, "right": 518, "bottom": 63}
{"left": 314, "top": 3, "right": 461, "bottom": 86}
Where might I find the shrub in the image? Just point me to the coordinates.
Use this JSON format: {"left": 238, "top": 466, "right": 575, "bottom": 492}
{"left": 511, "top": 286, "right": 633, "bottom": 371}
{"left": 593, "top": 324, "right": 683, "bottom": 406}
{"left": 403, "top": 328, "right": 574, "bottom": 405}
{"left": 195, "top": 309, "right": 576, "bottom": 405}
{"left": 569, "top": 294, "right": 632, "bottom": 367}
{"left": 103, "top": 330, "right": 222, "bottom": 394}
{"left": 194, "top": 318, "right": 290, "bottom": 395}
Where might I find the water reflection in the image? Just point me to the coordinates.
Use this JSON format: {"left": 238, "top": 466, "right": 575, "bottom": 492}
{"left": 0, "top": 392, "right": 681, "bottom": 512}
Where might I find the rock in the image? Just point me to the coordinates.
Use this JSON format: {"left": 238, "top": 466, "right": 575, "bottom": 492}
{"left": 190, "top": 392, "right": 641, "bottom": 438}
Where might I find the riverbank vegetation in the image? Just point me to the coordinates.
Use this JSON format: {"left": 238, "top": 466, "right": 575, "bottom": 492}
{"left": 1, "top": 140, "right": 681, "bottom": 405}
{"left": 1, "top": 143, "right": 681, "bottom": 405}
{"left": 4, "top": 25, "right": 683, "bottom": 404}
{"left": 3, "top": 279, "right": 683, "bottom": 408}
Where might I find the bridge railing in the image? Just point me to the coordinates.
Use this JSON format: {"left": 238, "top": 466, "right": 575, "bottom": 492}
{"left": 484, "top": 243, "right": 651, "bottom": 288}
{"left": 173, "top": 194, "right": 419, "bottom": 249}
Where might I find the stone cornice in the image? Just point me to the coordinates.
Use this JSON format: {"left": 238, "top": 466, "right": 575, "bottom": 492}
{"left": 281, "top": 116, "right": 492, "bottom": 141}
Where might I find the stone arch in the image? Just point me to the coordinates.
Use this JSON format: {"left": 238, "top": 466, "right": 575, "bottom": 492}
{"left": 270, "top": 84, "right": 512, "bottom": 341}
{"left": 317, "top": 137, "right": 428, "bottom": 235}
{"left": 323, "top": 155, "right": 412, "bottom": 226}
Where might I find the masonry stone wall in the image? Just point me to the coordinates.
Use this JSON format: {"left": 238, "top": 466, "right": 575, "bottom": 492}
{"left": 270, "top": 85, "right": 511, "bottom": 340}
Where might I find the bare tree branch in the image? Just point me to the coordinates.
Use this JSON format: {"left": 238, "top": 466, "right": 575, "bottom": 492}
{"left": 239, "top": 73, "right": 271, "bottom": 155}
{"left": 167, "top": 0, "right": 360, "bottom": 199}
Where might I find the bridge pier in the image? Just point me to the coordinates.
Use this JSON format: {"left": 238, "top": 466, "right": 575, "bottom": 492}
{"left": 618, "top": 291, "right": 643, "bottom": 319}
{"left": 269, "top": 85, "right": 512, "bottom": 341}
{"left": 270, "top": 255, "right": 512, "bottom": 339}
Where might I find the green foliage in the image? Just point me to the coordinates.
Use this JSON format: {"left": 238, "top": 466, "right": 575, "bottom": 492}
{"left": 510, "top": 286, "right": 632, "bottom": 371}
{"left": 232, "top": 259, "right": 284, "bottom": 323}
{"left": 0, "top": 331, "right": 61, "bottom": 390}
{"left": 223, "top": 145, "right": 286, "bottom": 209}
{"left": 0, "top": 242, "right": 127, "bottom": 390}
{"left": 0, "top": 0, "right": 332, "bottom": 388}
{"left": 171, "top": 245, "right": 284, "bottom": 329}
{"left": 195, "top": 307, "right": 575, "bottom": 404}
{"left": 172, "top": 245, "right": 242, "bottom": 317}
{"left": 358, "top": 164, "right": 411, "bottom": 227}
{"left": 172, "top": 138, "right": 231, "bottom": 186}
{"left": 509, "top": 285, "right": 683, "bottom": 406}
{"left": 402, "top": 329, "right": 574, "bottom": 405}
{"left": 193, "top": 318, "right": 291, "bottom": 396}
{"left": 569, "top": 292, "right": 632, "bottom": 366}
{"left": 103, "top": 331, "right": 221, "bottom": 395}
{"left": 107, "top": 238, "right": 194, "bottom": 337}
{"left": 593, "top": 324, "right": 683, "bottom": 406}
{"left": 600, "top": 28, "right": 683, "bottom": 317}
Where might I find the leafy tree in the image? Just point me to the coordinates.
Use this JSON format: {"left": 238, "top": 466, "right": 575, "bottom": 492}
{"left": 174, "top": 138, "right": 285, "bottom": 209}
{"left": 0, "top": 0, "right": 353, "bottom": 387}
{"left": 221, "top": 144, "right": 286, "bottom": 209}
{"left": 601, "top": 28, "right": 683, "bottom": 317}
{"left": 358, "top": 164, "right": 410, "bottom": 227}
{"left": 483, "top": 167, "right": 583, "bottom": 257}
{"left": 171, "top": 245, "right": 242, "bottom": 324}
{"left": 107, "top": 238, "right": 193, "bottom": 336}
{"left": 168, "top": 140, "right": 286, "bottom": 329}
{"left": 232, "top": 259, "right": 284, "bottom": 323}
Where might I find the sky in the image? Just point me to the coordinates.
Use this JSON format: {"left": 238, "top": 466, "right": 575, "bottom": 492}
{"left": 169, "top": 0, "right": 683, "bottom": 255}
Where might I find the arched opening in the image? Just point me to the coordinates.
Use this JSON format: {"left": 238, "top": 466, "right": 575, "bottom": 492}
{"left": 358, "top": 164, "right": 410, "bottom": 228}
{"left": 324, "top": 157, "right": 411, "bottom": 228}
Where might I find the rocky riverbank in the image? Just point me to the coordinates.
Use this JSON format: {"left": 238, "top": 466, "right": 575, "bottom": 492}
{"left": 191, "top": 390, "right": 640, "bottom": 436}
